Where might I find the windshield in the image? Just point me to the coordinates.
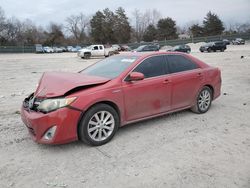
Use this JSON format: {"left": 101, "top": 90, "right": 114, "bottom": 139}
{"left": 204, "top": 42, "right": 214, "bottom": 46}
{"left": 173, "top": 45, "right": 181, "bottom": 50}
{"left": 80, "top": 55, "right": 139, "bottom": 79}
{"left": 86, "top": 45, "right": 93, "bottom": 50}
{"left": 135, "top": 45, "right": 146, "bottom": 51}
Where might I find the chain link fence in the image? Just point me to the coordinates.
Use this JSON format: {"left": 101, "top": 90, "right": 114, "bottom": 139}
{"left": 0, "top": 45, "right": 35, "bottom": 53}
{"left": 0, "top": 33, "right": 250, "bottom": 53}
{"left": 127, "top": 33, "right": 250, "bottom": 49}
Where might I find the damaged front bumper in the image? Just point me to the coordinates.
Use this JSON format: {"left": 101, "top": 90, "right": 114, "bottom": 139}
{"left": 21, "top": 94, "right": 81, "bottom": 144}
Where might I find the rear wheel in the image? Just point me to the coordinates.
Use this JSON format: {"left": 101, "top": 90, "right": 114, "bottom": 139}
{"left": 191, "top": 86, "right": 212, "bottom": 114}
{"left": 78, "top": 104, "right": 119, "bottom": 146}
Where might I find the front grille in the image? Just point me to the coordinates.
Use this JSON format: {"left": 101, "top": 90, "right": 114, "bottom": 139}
{"left": 32, "top": 98, "right": 42, "bottom": 111}
{"left": 23, "top": 93, "right": 43, "bottom": 112}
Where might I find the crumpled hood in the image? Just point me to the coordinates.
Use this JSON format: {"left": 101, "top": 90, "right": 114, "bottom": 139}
{"left": 34, "top": 72, "right": 110, "bottom": 98}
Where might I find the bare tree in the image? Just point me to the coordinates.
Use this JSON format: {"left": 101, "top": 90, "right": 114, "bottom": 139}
{"left": 151, "top": 9, "right": 162, "bottom": 26}
{"left": 65, "top": 13, "right": 90, "bottom": 44}
{"left": 131, "top": 9, "right": 162, "bottom": 42}
{"left": 132, "top": 9, "right": 146, "bottom": 42}
{"left": 0, "top": 6, "right": 6, "bottom": 41}
{"left": 3, "top": 17, "right": 23, "bottom": 44}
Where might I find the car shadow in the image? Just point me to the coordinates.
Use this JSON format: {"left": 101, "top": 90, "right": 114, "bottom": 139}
{"left": 38, "top": 109, "right": 191, "bottom": 151}
{"left": 37, "top": 104, "right": 220, "bottom": 151}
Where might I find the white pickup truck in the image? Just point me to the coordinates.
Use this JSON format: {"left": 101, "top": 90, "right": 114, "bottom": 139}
{"left": 77, "top": 45, "right": 117, "bottom": 59}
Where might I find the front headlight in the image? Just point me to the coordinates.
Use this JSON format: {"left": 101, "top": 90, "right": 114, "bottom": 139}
{"left": 37, "top": 97, "right": 77, "bottom": 113}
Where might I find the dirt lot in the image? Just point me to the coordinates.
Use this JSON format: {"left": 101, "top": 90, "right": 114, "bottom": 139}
{"left": 0, "top": 44, "right": 250, "bottom": 188}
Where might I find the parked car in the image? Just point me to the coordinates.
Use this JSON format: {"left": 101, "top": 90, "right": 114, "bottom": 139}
{"left": 134, "top": 44, "right": 159, "bottom": 52}
{"left": 112, "top": 44, "right": 122, "bottom": 51}
{"left": 67, "top": 46, "right": 74, "bottom": 52}
{"left": 35, "top": 44, "right": 44, "bottom": 53}
{"left": 75, "top": 46, "right": 82, "bottom": 51}
{"left": 21, "top": 52, "right": 221, "bottom": 145}
{"left": 232, "top": 38, "right": 245, "bottom": 45}
{"left": 170, "top": 44, "right": 191, "bottom": 53}
{"left": 53, "top": 47, "right": 63, "bottom": 53}
{"left": 77, "top": 45, "right": 116, "bottom": 59}
{"left": 121, "top": 45, "right": 131, "bottom": 51}
{"left": 222, "top": 39, "right": 230, "bottom": 45}
{"left": 43, "top": 46, "right": 54, "bottom": 53}
{"left": 199, "top": 41, "right": 226, "bottom": 52}
{"left": 60, "top": 47, "right": 67, "bottom": 52}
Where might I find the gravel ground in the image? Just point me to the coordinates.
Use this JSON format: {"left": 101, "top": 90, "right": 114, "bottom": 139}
{"left": 0, "top": 44, "right": 250, "bottom": 188}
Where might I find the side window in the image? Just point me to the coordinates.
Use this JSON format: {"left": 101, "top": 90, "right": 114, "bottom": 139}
{"left": 149, "top": 45, "right": 157, "bottom": 51}
{"left": 143, "top": 46, "right": 149, "bottom": 51}
{"left": 93, "top": 46, "right": 98, "bottom": 50}
{"left": 133, "top": 56, "right": 167, "bottom": 78}
{"left": 99, "top": 46, "right": 103, "bottom": 50}
{"left": 167, "top": 55, "right": 198, "bottom": 74}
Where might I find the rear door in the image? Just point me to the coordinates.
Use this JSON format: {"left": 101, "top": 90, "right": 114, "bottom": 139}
{"left": 122, "top": 55, "right": 171, "bottom": 121}
{"left": 166, "top": 54, "right": 204, "bottom": 110}
{"left": 98, "top": 45, "right": 105, "bottom": 56}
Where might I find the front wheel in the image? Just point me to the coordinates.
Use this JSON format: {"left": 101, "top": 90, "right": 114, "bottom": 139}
{"left": 84, "top": 53, "right": 91, "bottom": 59}
{"left": 191, "top": 86, "right": 212, "bottom": 114}
{"left": 78, "top": 104, "right": 119, "bottom": 146}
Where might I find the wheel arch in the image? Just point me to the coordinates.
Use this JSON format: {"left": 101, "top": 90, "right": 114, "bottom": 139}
{"left": 76, "top": 100, "right": 121, "bottom": 140}
{"left": 203, "top": 84, "right": 214, "bottom": 99}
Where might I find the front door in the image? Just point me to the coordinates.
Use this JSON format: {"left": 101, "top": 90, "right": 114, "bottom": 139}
{"left": 122, "top": 55, "right": 171, "bottom": 121}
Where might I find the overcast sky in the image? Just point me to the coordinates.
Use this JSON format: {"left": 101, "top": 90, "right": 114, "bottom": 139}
{"left": 1, "top": 0, "right": 250, "bottom": 28}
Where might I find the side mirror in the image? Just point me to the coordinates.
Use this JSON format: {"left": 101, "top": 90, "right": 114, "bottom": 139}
{"left": 129, "top": 72, "right": 144, "bottom": 81}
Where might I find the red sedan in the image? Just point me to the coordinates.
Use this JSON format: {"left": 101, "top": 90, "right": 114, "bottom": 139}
{"left": 21, "top": 52, "right": 221, "bottom": 145}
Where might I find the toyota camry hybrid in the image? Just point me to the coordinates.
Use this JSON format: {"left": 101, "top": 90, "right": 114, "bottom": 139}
{"left": 21, "top": 52, "right": 221, "bottom": 146}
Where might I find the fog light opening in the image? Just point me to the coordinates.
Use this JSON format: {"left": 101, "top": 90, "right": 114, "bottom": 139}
{"left": 43, "top": 126, "right": 57, "bottom": 141}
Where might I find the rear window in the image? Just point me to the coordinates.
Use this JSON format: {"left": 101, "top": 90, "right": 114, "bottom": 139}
{"left": 167, "top": 55, "right": 198, "bottom": 73}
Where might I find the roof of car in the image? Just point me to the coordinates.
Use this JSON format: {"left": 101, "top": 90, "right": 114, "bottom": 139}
{"left": 116, "top": 51, "right": 188, "bottom": 58}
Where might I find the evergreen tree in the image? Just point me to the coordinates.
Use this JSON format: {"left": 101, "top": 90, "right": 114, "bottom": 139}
{"left": 203, "top": 11, "right": 224, "bottom": 36}
{"left": 143, "top": 24, "right": 157, "bottom": 42}
{"left": 90, "top": 11, "right": 106, "bottom": 43}
{"left": 189, "top": 24, "right": 204, "bottom": 37}
{"left": 114, "top": 7, "right": 131, "bottom": 43}
{"left": 157, "top": 17, "right": 177, "bottom": 40}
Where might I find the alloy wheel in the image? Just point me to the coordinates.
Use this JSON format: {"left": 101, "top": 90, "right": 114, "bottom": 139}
{"left": 198, "top": 89, "right": 211, "bottom": 111}
{"left": 87, "top": 111, "right": 115, "bottom": 142}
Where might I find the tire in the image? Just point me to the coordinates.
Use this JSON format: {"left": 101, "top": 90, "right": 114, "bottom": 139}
{"left": 105, "top": 52, "right": 111, "bottom": 58}
{"left": 78, "top": 104, "right": 119, "bottom": 146}
{"left": 191, "top": 86, "right": 212, "bottom": 114}
{"left": 84, "top": 53, "right": 91, "bottom": 59}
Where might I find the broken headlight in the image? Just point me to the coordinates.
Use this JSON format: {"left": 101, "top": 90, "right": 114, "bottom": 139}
{"left": 37, "top": 97, "right": 77, "bottom": 113}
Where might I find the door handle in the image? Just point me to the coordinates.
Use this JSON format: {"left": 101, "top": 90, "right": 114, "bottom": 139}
{"left": 163, "top": 79, "right": 171, "bottom": 84}
{"left": 196, "top": 72, "right": 203, "bottom": 77}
